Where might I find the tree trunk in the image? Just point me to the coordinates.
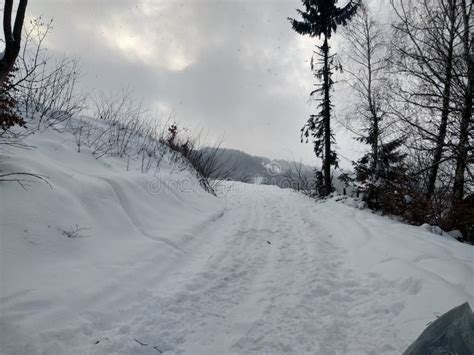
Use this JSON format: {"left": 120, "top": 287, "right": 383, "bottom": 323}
{"left": 452, "top": 0, "right": 473, "bottom": 203}
{"left": 364, "top": 15, "right": 379, "bottom": 181}
{"left": 426, "top": 0, "right": 457, "bottom": 199}
{"left": 322, "top": 35, "right": 332, "bottom": 195}
{"left": 0, "top": 0, "right": 28, "bottom": 87}
{"left": 426, "top": 90, "right": 450, "bottom": 198}
{"left": 372, "top": 115, "right": 379, "bottom": 177}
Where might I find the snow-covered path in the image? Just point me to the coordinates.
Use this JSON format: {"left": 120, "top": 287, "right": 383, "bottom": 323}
{"left": 123, "top": 185, "right": 363, "bottom": 354}
{"left": 105, "top": 184, "right": 472, "bottom": 355}
{"left": 2, "top": 131, "right": 473, "bottom": 355}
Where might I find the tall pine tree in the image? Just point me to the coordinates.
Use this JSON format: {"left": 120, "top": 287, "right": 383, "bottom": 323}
{"left": 289, "top": 0, "right": 360, "bottom": 196}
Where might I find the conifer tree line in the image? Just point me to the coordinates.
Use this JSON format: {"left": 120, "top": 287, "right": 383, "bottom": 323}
{"left": 290, "top": 0, "right": 473, "bottom": 242}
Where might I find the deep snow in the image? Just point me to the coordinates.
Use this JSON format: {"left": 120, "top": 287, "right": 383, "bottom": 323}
{"left": 1, "top": 128, "right": 473, "bottom": 354}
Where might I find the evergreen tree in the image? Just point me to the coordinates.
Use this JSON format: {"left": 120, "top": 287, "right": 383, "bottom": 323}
{"left": 289, "top": 0, "right": 360, "bottom": 196}
{"left": 353, "top": 136, "right": 407, "bottom": 210}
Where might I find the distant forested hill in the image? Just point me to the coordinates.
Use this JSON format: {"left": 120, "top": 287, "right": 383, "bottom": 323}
{"left": 199, "top": 147, "right": 316, "bottom": 189}
{"left": 200, "top": 147, "right": 352, "bottom": 194}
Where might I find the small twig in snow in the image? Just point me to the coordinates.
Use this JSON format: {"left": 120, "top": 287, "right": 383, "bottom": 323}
{"left": 133, "top": 338, "right": 163, "bottom": 353}
{"left": 134, "top": 338, "right": 148, "bottom": 346}
{"left": 61, "top": 224, "right": 91, "bottom": 238}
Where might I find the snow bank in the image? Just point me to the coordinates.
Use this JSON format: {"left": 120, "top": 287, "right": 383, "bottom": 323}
{"left": 0, "top": 127, "right": 224, "bottom": 354}
{"left": 310, "top": 198, "right": 474, "bottom": 352}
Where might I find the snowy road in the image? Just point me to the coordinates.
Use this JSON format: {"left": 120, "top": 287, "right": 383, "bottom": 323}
{"left": 94, "top": 183, "right": 472, "bottom": 355}
{"left": 2, "top": 170, "right": 473, "bottom": 354}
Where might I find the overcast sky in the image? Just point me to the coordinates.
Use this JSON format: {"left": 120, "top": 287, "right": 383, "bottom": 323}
{"left": 25, "top": 0, "right": 390, "bottom": 167}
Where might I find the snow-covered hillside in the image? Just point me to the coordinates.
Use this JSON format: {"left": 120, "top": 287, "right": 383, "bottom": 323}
{"left": 1, "top": 128, "right": 473, "bottom": 354}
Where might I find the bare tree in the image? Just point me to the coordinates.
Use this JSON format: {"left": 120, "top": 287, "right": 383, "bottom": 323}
{"left": 343, "top": 4, "right": 391, "bottom": 181}
{"left": 391, "top": 0, "right": 464, "bottom": 198}
{"left": 0, "top": 0, "right": 28, "bottom": 86}
{"left": 452, "top": 0, "right": 473, "bottom": 203}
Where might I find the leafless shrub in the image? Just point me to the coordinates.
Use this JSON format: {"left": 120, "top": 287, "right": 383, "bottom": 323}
{"left": 66, "top": 89, "right": 172, "bottom": 178}
{"left": 88, "top": 88, "right": 145, "bottom": 158}
{"left": 280, "top": 159, "right": 319, "bottom": 196}
{"left": 157, "top": 122, "right": 230, "bottom": 195}
{"left": 14, "top": 18, "right": 86, "bottom": 130}
{"left": 186, "top": 142, "right": 228, "bottom": 195}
